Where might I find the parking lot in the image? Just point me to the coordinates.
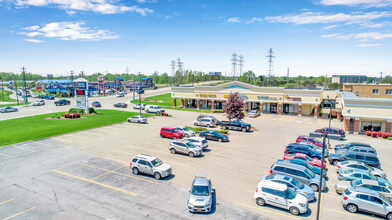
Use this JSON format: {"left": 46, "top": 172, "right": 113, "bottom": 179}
{"left": 1, "top": 109, "right": 391, "bottom": 219}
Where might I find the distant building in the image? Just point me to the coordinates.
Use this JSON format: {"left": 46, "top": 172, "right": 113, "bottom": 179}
{"left": 332, "top": 75, "right": 368, "bottom": 84}
{"left": 343, "top": 83, "right": 392, "bottom": 98}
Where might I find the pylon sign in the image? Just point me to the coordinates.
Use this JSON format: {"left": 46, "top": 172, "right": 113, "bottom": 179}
{"left": 73, "top": 78, "right": 89, "bottom": 109}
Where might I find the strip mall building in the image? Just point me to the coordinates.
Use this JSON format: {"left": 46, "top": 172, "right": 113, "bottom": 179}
{"left": 171, "top": 81, "right": 392, "bottom": 134}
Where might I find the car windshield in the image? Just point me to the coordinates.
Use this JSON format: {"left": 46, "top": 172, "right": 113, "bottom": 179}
{"left": 211, "top": 131, "right": 220, "bottom": 135}
{"left": 185, "top": 142, "right": 196, "bottom": 148}
{"left": 305, "top": 156, "right": 312, "bottom": 161}
{"left": 250, "top": 110, "right": 256, "bottom": 113}
{"left": 151, "top": 158, "right": 163, "bottom": 167}
{"left": 183, "top": 127, "right": 190, "bottom": 131}
{"left": 305, "top": 169, "right": 315, "bottom": 178}
{"left": 285, "top": 188, "right": 296, "bottom": 200}
{"left": 174, "top": 128, "right": 182, "bottom": 132}
{"left": 191, "top": 185, "right": 210, "bottom": 196}
{"left": 291, "top": 178, "right": 305, "bottom": 189}
{"left": 380, "top": 194, "right": 392, "bottom": 205}
{"left": 351, "top": 179, "right": 362, "bottom": 187}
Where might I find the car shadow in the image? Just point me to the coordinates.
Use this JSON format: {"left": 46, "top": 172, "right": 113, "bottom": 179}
{"left": 257, "top": 203, "right": 312, "bottom": 217}
{"left": 203, "top": 149, "right": 212, "bottom": 153}
{"left": 191, "top": 188, "right": 217, "bottom": 215}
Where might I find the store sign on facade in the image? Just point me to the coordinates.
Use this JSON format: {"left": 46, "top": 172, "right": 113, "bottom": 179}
{"left": 199, "top": 94, "right": 216, "bottom": 98}
{"left": 286, "top": 96, "right": 302, "bottom": 101}
{"left": 257, "top": 96, "right": 278, "bottom": 100}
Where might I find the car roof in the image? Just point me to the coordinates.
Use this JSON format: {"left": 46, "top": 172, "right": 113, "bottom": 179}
{"left": 350, "top": 146, "right": 376, "bottom": 151}
{"left": 193, "top": 176, "right": 210, "bottom": 186}
{"left": 267, "top": 174, "right": 294, "bottom": 182}
{"left": 345, "top": 152, "right": 378, "bottom": 157}
{"left": 162, "top": 127, "right": 175, "bottom": 129}
{"left": 133, "top": 154, "right": 156, "bottom": 161}
{"left": 341, "top": 160, "right": 365, "bottom": 165}
{"left": 188, "top": 137, "right": 204, "bottom": 141}
{"left": 274, "top": 160, "right": 307, "bottom": 170}
{"left": 360, "top": 179, "right": 385, "bottom": 186}
{"left": 259, "top": 180, "right": 288, "bottom": 191}
{"left": 349, "top": 187, "right": 380, "bottom": 196}
{"left": 350, "top": 169, "right": 371, "bottom": 174}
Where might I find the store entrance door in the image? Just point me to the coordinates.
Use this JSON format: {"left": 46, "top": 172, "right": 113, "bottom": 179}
{"left": 283, "top": 104, "right": 289, "bottom": 114}
{"left": 270, "top": 103, "right": 277, "bottom": 113}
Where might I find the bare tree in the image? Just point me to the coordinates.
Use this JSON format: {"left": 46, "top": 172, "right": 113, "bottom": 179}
{"left": 223, "top": 92, "right": 244, "bottom": 121}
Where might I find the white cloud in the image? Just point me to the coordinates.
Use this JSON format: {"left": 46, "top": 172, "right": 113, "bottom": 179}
{"left": 20, "top": 22, "right": 119, "bottom": 41}
{"left": 136, "top": 0, "right": 145, "bottom": 3}
{"left": 323, "top": 32, "right": 392, "bottom": 40}
{"left": 246, "top": 17, "right": 262, "bottom": 24}
{"left": 11, "top": 0, "right": 153, "bottom": 15}
{"left": 357, "top": 43, "right": 383, "bottom": 46}
{"left": 265, "top": 11, "right": 392, "bottom": 25}
{"left": 227, "top": 17, "right": 240, "bottom": 23}
{"left": 322, "top": 24, "right": 338, "bottom": 29}
{"left": 320, "top": 0, "right": 392, "bottom": 7}
{"left": 24, "top": 38, "right": 43, "bottom": 43}
{"left": 24, "top": 25, "right": 40, "bottom": 30}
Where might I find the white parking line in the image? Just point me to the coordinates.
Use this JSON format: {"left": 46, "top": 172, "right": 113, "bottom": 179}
{"left": 0, "top": 152, "right": 15, "bottom": 159}
{"left": 11, "top": 145, "right": 37, "bottom": 152}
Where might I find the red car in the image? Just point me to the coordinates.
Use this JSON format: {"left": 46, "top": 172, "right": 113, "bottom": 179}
{"left": 295, "top": 136, "right": 323, "bottom": 147}
{"left": 160, "top": 127, "right": 183, "bottom": 139}
{"left": 283, "top": 153, "right": 326, "bottom": 169}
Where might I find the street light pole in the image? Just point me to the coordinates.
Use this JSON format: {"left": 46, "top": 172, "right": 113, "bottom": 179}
{"left": 316, "top": 133, "right": 327, "bottom": 220}
{"left": 139, "top": 93, "right": 142, "bottom": 116}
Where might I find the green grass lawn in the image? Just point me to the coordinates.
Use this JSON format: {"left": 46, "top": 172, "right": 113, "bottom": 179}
{"left": 0, "top": 109, "right": 152, "bottom": 147}
{"left": 0, "top": 103, "right": 30, "bottom": 108}
{"left": 0, "top": 90, "right": 17, "bottom": 103}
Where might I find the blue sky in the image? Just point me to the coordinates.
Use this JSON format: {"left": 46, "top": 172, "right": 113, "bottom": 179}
{"left": 0, "top": 0, "right": 391, "bottom": 77}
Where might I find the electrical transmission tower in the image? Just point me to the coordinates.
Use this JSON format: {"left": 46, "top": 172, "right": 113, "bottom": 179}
{"left": 266, "top": 48, "right": 275, "bottom": 85}
{"left": 239, "top": 55, "right": 244, "bottom": 76}
{"left": 231, "top": 53, "right": 238, "bottom": 79}
{"left": 177, "top": 58, "right": 184, "bottom": 74}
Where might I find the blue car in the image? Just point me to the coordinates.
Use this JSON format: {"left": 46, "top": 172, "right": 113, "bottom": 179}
{"left": 0, "top": 106, "right": 18, "bottom": 113}
{"left": 338, "top": 169, "right": 391, "bottom": 186}
{"left": 44, "top": 95, "right": 55, "bottom": 100}
{"left": 282, "top": 159, "right": 327, "bottom": 177}
{"left": 285, "top": 143, "right": 323, "bottom": 160}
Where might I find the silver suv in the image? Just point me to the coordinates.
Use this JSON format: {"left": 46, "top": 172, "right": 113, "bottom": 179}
{"left": 175, "top": 126, "right": 195, "bottom": 137}
{"left": 188, "top": 175, "right": 213, "bottom": 213}
{"left": 130, "top": 154, "right": 172, "bottom": 180}
{"left": 270, "top": 160, "right": 326, "bottom": 192}
{"left": 169, "top": 140, "right": 203, "bottom": 157}
{"left": 341, "top": 187, "right": 392, "bottom": 219}
{"left": 193, "top": 118, "right": 216, "bottom": 127}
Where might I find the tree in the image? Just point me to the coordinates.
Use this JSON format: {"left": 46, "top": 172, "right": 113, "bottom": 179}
{"left": 223, "top": 92, "right": 245, "bottom": 121}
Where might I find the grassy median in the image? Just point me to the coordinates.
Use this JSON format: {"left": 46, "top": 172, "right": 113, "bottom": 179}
{"left": 0, "top": 109, "right": 151, "bottom": 147}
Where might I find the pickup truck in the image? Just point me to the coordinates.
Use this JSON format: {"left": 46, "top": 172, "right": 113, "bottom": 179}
{"left": 220, "top": 120, "right": 251, "bottom": 132}
{"left": 54, "top": 99, "right": 70, "bottom": 106}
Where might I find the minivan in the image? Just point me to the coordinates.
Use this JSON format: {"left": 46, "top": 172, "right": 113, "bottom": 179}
{"left": 270, "top": 160, "right": 326, "bottom": 192}
{"left": 328, "top": 152, "right": 380, "bottom": 168}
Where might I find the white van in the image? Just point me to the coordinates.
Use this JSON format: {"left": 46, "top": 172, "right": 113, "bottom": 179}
{"left": 145, "top": 105, "right": 165, "bottom": 114}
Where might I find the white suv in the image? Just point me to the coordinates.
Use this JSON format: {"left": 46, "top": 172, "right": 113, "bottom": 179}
{"left": 130, "top": 154, "right": 172, "bottom": 180}
{"left": 254, "top": 180, "right": 309, "bottom": 215}
{"left": 145, "top": 105, "right": 165, "bottom": 114}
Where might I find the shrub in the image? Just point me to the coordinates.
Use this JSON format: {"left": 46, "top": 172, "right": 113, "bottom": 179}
{"left": 212, "top": 110, "right": 224, "bottom": 113}
{"left": 218, "top": 130, "right": 228, "bottom": 134}
{"left": 377, "top": 131, "right": 383, "bottom": 137}
{"left": 186, "top": 126, "right": 207, "bottom": 133}
{"left": 366, "top": 131, "right": 371, "bottom": 136}
{"left": 88, "top": 107, "right": 97, "bottom": 114}
{"left": 69, "top": 108, "right": 85, "bottom": 114}
{"left": 383, "top": 132, "right": 391, "bottom": 139}
{"left": 371, "top": 131, "right": 378, "bottom": 138}
{"left": 388, "top": 137, "right": 392, "bottom": 140}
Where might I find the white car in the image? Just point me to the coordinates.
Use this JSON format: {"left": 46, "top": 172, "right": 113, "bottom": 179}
{"left": 32, "top": 100, "right": 45, "bottom": 106}
{"left": 145, "top": 105, "right": 165, "bottom": 114}
{"left": 175, "top": 126, "right": 195, "bottom": 137}
{"left": 127, "top": 115, "right": 147, "bottom": 123}
{"left": 254, "top": 180, "right": 308, "bottom": 215}
{"left": 187, "top": 137, "right": 208, "bottom": 150}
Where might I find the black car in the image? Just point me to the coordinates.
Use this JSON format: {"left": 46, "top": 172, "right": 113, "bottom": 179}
{"left": 54, "top": 99, "right": 70, "bottom": 106}
{"left": 334, "top": 142, "right": 371, "bottom": 151}
{"left": 114, "top": 103, "right": 127, "bottom": 108}
{"left": 285, "top": 143, "right": 323, "bottom": 160}
{"left": 220, "top": 120, "right": 251, "bottom": 132}
{"left": 152, "top": 86, "right": 158, "bottom": 90}
{"left": 199, "top": 130, "right": 228, "bottom": 142}
{"left": 92, "top": 101, "right": 101, "bottom": 107}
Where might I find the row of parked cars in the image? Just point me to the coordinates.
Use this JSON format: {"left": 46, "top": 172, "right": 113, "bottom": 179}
{"left": 324, "top": 142, "right": 392, "bottom": 219}
{"left": 254, "top": 135, "right": 331, "bottom": 215}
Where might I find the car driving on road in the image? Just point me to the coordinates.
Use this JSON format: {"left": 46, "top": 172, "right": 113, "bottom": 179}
{"left": 114, "top": 103, "right": 127, "bottom": 108}
{"left": 188, "top": 175, "right": 213, "bottom": 213}
{"left": 130, "top": 154, "right": 172, "bottom": 180}
{"left": 32, "top": 100, "right": 45, "bottom": 106}
{"left": 92, "top": 101, "right": 101, "bottom": 107}
{"left": 54, "top": 99, "right": 70, "bottom": 106}
{"left": 0, "top": 106, "right": 18, "bottom": 113}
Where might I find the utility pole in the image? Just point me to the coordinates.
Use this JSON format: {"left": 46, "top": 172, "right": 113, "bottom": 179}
{"left": 81, "top": 71, "right": 85, "bottom": 78}
{"left": 1, "top": 76, "right": 3, "bottom": 101}
{"left": 325, "top": 74, "right": 328, "bottom": 89}
{"left": 22, "top": 66, "right": 27, "bottom": 104}
{"left": 380, "top": 72, "right": 383, "bottom": 81}
{"left": 15, "top": 78, "right": 19, "bottom": 105}
{"left": 266, "top": 48, "right": 275, "bottom": 86}
{"left": 286, "top": 68, "right": 289, "bottom": 88}
{"left": 133, "top": 76, "right": 135, "bottom": 103}
{"left": 177, "top": 58, "right": 184, "bottom": 85}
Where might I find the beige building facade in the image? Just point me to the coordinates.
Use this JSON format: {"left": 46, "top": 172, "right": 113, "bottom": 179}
{"left": 343, "top": 83, "right": 392, "bottom": 98}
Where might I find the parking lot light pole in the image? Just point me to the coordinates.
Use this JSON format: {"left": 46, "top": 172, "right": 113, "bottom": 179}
{"left": 139, "top": 93, "right": 142, "bottom": 116}
{"left": 316, "top": 133, "right": 327, "bottom": 220}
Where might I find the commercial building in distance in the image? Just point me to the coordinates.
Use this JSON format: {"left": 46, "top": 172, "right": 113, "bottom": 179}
{"left": 343, "top": 83, "right": 392, "bottom": 98}
{"left": 332, "top": 75, "right": 368, "bottom": 84}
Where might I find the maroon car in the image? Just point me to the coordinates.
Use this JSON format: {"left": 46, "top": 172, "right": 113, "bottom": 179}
{"left": 314, "top": 127, "right": 345, "bottom": 140}
{"left": 296, "top": 136, "right": 323, "bottom": 147}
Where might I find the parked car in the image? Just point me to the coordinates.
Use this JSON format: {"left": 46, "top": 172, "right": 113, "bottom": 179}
{"left": 187, "top": 137, "right": 208, "bottom": 150}
{"left": 188, "top": 175, "right": 213, "bottom": 213}
{"left": 133, "top": 103, "right": 146, "bottom": 110}
{"left": 328, "top": 152, "right": 381, "bottom": 168}
{"left": 31, "top": 94, "right": 38, "bottom": 98}
{"left": 335, "top": 179, "right": 392, "bottom": 197}
{"left": 32, "top": 100, "right": 45, "bottom": 106}
{"left": 335, "top": 161, "right": 386, "bottom": 178}
{"left": 0, "top": 106, "right": 18, "bottom": 113}
{"left": 285, "top": 143, "right": 323, "bottom": 160}
{"left": 54, "top": 99, "right": 70, "bottom": 106}
{"left": 336, "top": 146, "right": 377, "bottom": 155}
{"left": 254, "top": 180, "right": 308, "bottom": 215}
{"left": 199, "top": 130, "right": 229, "bottom": 142}
{"left": 248, "top": 110, "right": 260, "bottom": 118}
{"left": 220, "top": 120, "right": 251, "bottom": 132}
{"left": 278, "top": 159, "right": 327, "bottom": 177}
{"left": 335, "top": 142, "right": 371, "bottom": 151}
{"left": 116, "top": 92, "right": 125, "bottom": 97}
{"left": 130, "top": 154, "right": 172, "bottom": 180}
{"left": 38, "top": 95, "right": 46, "bottom": 99}
{"left": 262, "top": 174, "right": 315, "bottom": 201}
{"left": 296, "top": 136, "right": 323, "bottom": 148}
{"left": 152, "top": 86, "right": 158, "bottom": 90}
{"left": 196, "top": 115, "right": 221, "bottom": 125}
{"left": 44, "top": 95, "right": 55, "bottom": 100}
{"left": 160, "top": 127, "right": 183, "bottom": 139}
{"left": 283, "top": 153, "right": 326, "bottom": 170}
{"left": 296, "top": 142, "right": 329, "bottom": 157}
{"left": 145, "top": 105, "right": 165, "bottom": 114}
{"left": 169, "top": 140, "right": 203, "bottom": 157}
{"left": 337, "top": 169, "right": 390, "bottom": 185}
{"left": 314, "top": 127, "right": 345, "bottom": 140}
{"left": 92, "top": 101, "right": 101, "bottom": 107}
{"left": 341, "top": 187, "right": 392, "bottom": 219}
{"left": 127, "top": 115, "right": 147, "bottom": 123}
{"left": 193, "top": 118, "right": 216, "bottom": 128}
{"left": 114, "top": 103, "right": 127, "bottom": 108}
{"left": 175, "top": 126, "right": 195, "bottom": 137}
{"left": 271, "top": 160, "right": 326, "bottom": 192}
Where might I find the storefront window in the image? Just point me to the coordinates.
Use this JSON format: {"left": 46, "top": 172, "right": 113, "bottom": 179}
{"left": 264, "top": 103, "right": 270, "bottom": 112}
{"left": 361, "top": 121, "right": 382, "bottom": 132}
